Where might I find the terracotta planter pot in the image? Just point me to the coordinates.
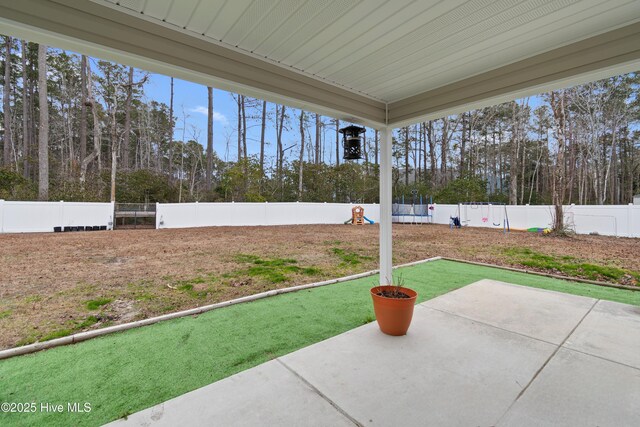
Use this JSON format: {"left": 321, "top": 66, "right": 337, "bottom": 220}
{"left": 370, "top": 285, "right": 418, "bottom": 336}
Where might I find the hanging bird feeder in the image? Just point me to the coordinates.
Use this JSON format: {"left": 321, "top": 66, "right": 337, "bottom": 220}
{"left": 339, "top": 125, "right": 366, "bottom": 161}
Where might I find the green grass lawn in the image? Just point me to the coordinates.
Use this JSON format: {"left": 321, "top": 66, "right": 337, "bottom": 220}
{"left": 1, "top": 260, "right": 638, "bottom": 426}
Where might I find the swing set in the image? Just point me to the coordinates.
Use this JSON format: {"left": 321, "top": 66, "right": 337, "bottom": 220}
{"left": 450, "top": 202, "right": 510, "bottom": 233}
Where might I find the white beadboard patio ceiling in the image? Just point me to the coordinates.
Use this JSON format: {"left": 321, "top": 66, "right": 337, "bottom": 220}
{"left": 107, "top": 0, "right": 639, "bottom": 102}
{"left": 1, "top": 0, "right": 639, "bottom": 126}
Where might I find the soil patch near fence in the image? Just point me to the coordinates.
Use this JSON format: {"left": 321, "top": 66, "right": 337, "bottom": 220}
{"left": 0, "top": 224, "right": 638, "bottom": 349}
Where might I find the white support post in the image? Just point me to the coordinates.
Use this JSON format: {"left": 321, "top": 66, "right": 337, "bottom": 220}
{"left": 379, "top": 126, "right": 393, "bottom": 285}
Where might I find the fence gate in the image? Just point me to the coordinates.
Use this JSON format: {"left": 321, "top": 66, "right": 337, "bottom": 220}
{"left": 114, "top": 203, "right": 156, "bottom": 229}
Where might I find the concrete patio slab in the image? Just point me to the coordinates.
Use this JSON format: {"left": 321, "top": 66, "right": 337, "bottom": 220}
{"left": 280, "top": 306, "right": 556, "bottom": 426}
{"left": 108, "top": 280, "right": 640, "bottom": 427}
{"left": 498, "top": 348, "right": 640, "bottom": 427}
{"left": 564, "top": 299, "right": 640, "bottom": 369}
{"left": 422, "top": 279, "right": 596, "bottom": 344}
{"left": 105, "top": 360, "right": 354, "bottom": 427}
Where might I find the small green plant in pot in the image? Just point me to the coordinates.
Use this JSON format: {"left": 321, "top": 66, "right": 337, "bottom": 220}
{"left": 370, "top": 275, "right": 418, "bottom": 336}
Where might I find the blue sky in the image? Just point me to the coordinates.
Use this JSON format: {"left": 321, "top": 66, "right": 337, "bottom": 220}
{"left": 143, "top": 74, "right": 252, "bottom": 162}
{"left": 142, "top": 75, "right": 231, "bottom": 147}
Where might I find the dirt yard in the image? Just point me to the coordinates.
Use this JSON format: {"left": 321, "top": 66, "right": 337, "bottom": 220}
{"left": 1, "top": 224, "right": 638, "bottom": 350}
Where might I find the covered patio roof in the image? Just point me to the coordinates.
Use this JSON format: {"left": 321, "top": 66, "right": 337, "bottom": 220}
{"left": 1, "top": 0, "right": 639, "bottom": 127}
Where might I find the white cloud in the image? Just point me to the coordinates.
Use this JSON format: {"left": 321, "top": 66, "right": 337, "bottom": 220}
{"left": 189, "top": 106, "right": 228, "bottom": 124}
{"left": 189, "top": 106, "right": 208, "bottom": 115}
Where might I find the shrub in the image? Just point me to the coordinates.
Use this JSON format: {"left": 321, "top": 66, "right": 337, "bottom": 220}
{"left": 0, "top": 168, "right": 37, "bottom": 200}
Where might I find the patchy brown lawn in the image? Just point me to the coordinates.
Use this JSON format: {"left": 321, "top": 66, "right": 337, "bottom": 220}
{"left": 0, "top": 224, "right": 638, "bottom": 349}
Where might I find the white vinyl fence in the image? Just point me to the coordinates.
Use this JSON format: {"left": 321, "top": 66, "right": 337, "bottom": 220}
{"left": 157, "top": 202, "right": 639, "bottom": 237}
{"left": 156, "top": 202, "right": 380, "bottom": 229}
{"left": 1, "top": 200, "right": 638, "bottom": 238}
{"left": 427, "top": 203, "right": 640, "bottom": 238}
{"left": 0, "top": 200, "right": 114, "bottom": 233}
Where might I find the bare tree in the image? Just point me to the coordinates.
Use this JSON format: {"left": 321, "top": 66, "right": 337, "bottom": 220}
{"left": 509, "top": 101, "right": 519, "bottom": 205}
{"left": 109, "top": 92, "right": 118, "bottom": 203}
{"left": 363, "top": 128, "right": 369, "bottom": 176}
{"left": 460, "top": 112, "right": 467, "bottom": 173}
{"left": 37, "top": 44, "right": 48, "bottom": 200}
{"left": 440, "top": 119, "right": 448, "bottom": 184}
{"left": 122, "top": 66, "right": 134, "bottom": 170}
{"left": 241, "top": 95, "right": 247, "bottom": 162}
{"left": 236, "top": 94, "right": 242, "bottom": 161}
{"left": 550, "top": 90, "right": 567, "bottom": 231}
{"left": 168, "top": 76, "right": 174, "bottom": 181}
{"left": 374, "top": 129, "right": 379, "bottom": 168}
{"left": 529, "top": 106, "right": 549, "bottom": 204}
{"left": 335, "top": 118, "right": 340, "bottom": 166}
{"left": 80, "top": 58, "right": 101, "bottom": 184}
{"left": 206, "top": 86, "right": 213, "bottom": 192}
{"left": 315, "top": 113, "right": 321, "bottom": 164}
{"left": 427, "top": 121, "right": 436, "bottom": 187}
{"left": 259, "top": 99, "right": 267, "bottom": 177}
{"left": 298, "top": 110, "right": 305, "bottom": 199}
{"left": 439, "top": 116, "right": 462, "bottom": 185}
{"left": 3, "top": 36, "right": 12, "bottom": 167}
{"left": 404, "top": 126, "right": 410, "bottom": 185}
{"left": 276, "top": 104, "right": 286, "bottom": 195}
{"left": 21, "top": 40, "right": 29, "bottom": 178}
{"left": 420, "top": 125, "right": 426, "bottom": 180}
{"left": 79, "top": 55, "right": 87, "bottom": 167}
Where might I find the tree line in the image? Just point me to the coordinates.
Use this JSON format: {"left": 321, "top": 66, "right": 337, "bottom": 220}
{"left": 1, "top": 36, "right": 639, "bottom": 209}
